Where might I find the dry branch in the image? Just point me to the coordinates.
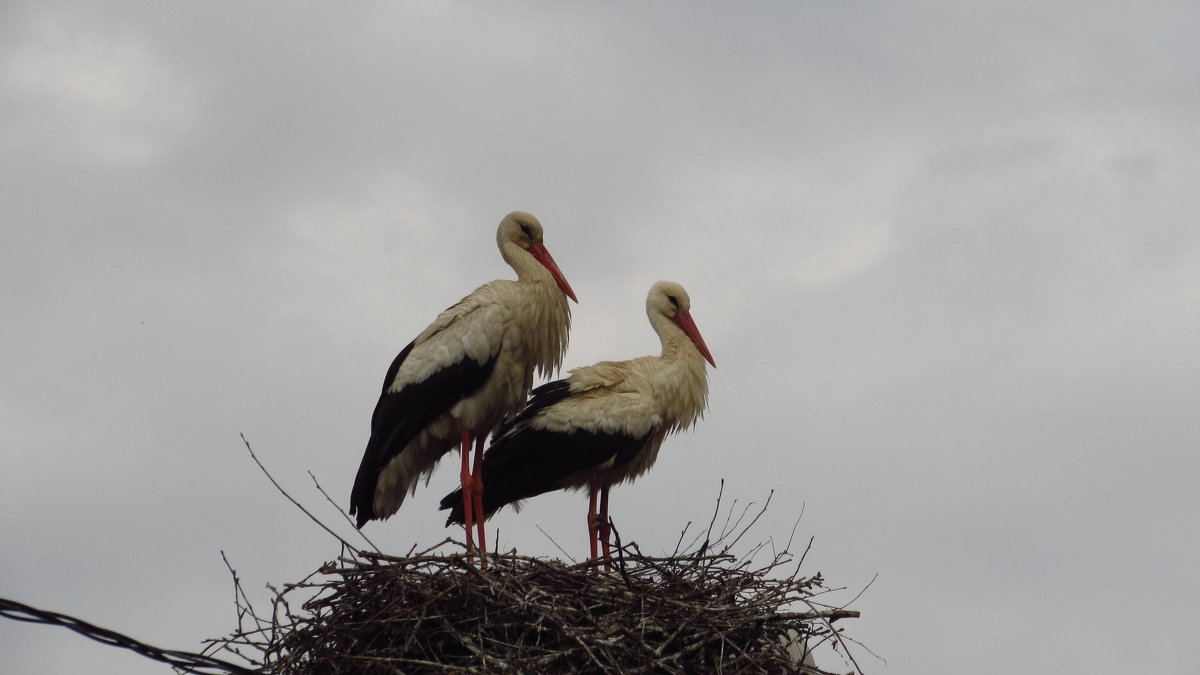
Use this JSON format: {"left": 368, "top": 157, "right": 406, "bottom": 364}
{"left": 210, "top": 443, "right": 868, "bottom": 674}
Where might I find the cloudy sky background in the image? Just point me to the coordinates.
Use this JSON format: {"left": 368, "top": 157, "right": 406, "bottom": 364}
{"left": 3, "top": 1, "right": 1199, "bottom": 673}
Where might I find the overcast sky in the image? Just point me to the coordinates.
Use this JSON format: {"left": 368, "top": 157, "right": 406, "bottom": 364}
{"left": 3, "top": 2, "right": 1199, "bottom": 673}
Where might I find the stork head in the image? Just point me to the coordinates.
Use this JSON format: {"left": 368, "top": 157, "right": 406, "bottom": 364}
{"left": 647, "top": 280, "right": 716, "bottom": 367}
{"left": 498, "top": 211, "right": 578, "bottom": 302}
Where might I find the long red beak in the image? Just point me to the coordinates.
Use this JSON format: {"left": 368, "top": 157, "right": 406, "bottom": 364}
{"left": 673, "top": 309, "right": 716, "bottom": 367}
{"left": 529, "top": 242, "right": 578, "bottom": 303}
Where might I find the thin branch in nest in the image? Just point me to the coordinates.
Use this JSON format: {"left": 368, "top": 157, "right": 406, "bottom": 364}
{"left": 536, "top": 524, "right": 577, "bottom": 564}
{"left": 699, "top": 477, "right": 726, "bottom": 555}
{"left": 308, "top": 470, "right": 380, "bottom": 554}
{"left": 240, "top": 433, "right": 359, "bottom": 553}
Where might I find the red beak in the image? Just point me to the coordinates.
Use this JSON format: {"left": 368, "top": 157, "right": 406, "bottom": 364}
{"left": 529, "top": 242, "right": 578, "bottom": 303}
{"left": 673, "top": 309, "right": 716, "bottom": 367}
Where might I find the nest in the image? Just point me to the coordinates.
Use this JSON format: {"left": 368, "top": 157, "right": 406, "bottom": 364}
{"left": 208, "top": 493, "right": 864, "bottom": 674}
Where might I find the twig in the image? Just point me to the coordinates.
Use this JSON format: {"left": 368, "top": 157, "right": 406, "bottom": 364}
{"left": 239, "top": 433, "right": 358, "bottom": 552}
{"left": 308, "top": 470, "right": 380, "bottom": 553}
{"left": 536, "top": 525, "right": 577, "bottom": 564}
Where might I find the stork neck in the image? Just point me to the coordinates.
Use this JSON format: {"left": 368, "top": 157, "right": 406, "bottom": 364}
{"left": 651, "top": 314, "right": 710, "bottom": 431}
{"left": 503, "top": 242, "right": 554, "bottom": 285}
{"left": 652, "top": 315, "right": 698, "bottom": 364}
{"left": 501, "top": 241, "right": 573, "bottom": 378}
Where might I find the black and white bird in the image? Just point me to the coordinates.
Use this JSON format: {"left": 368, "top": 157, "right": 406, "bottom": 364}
{"left": 350, "top": 211, "right": 576, "bottom": 557}
{"left": 440, "top": 280, "right": 714, "bottom": 564}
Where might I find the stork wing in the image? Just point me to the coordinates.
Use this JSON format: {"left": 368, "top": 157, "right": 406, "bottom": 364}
{"left": 440, "top": 380, "right": 661, "bottom": 524}
{"left": 350, "top": 292, "right": 506, "bottom": 526}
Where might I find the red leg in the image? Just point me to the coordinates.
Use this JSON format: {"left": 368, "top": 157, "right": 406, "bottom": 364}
{"left": 459, "top": 427, "right": 476, "bottom": 559}
{"left": 471, "top": 433, "right": 488, "bottom": 568}
{"left": 587, "top": 486, "right": 600, "bottom": 562}
{"left": 599, "top": 486, "right": 612, "bottom": 571}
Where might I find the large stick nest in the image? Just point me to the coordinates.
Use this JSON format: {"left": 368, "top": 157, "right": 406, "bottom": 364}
{"left": 208, "top": 490, "right": 865, "bottom": 674}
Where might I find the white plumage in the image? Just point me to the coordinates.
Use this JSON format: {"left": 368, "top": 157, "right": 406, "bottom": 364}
{"left": 351, "top": 212, "right": 576, "bottom": 556}
{"left": 440, "top": 280, "right": 715, "bottom": 563}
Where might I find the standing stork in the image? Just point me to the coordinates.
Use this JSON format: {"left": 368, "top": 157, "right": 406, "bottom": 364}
{"left": 440, "top": 280, "right": 714, "bottom": 565}
{"left": 350, "top": 211, "right": 576, "bottom": 560}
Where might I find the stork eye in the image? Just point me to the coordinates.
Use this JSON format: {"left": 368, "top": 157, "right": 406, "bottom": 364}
{"left": 666, "top": 295, "right": 678, "bottom": 308}
{"left": 519, "top": 224, "right": 533, "bottom": 237}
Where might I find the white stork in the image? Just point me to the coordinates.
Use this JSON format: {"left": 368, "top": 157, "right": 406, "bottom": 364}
{"left": 350, "top": 211, "right": 576, "bottom": 559}
{"left": 440, "top": 280, "right": 714, "bottom": 565}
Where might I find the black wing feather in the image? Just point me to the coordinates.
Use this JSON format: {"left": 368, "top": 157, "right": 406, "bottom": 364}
{"left": 350, "top": 340, "right": 497, "bottom": 527}
{"left": 440, "top": 420, "right": 650, "bottom": 525}
{"left": 493, "top": 379, "right": 572, "bottom": 437}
